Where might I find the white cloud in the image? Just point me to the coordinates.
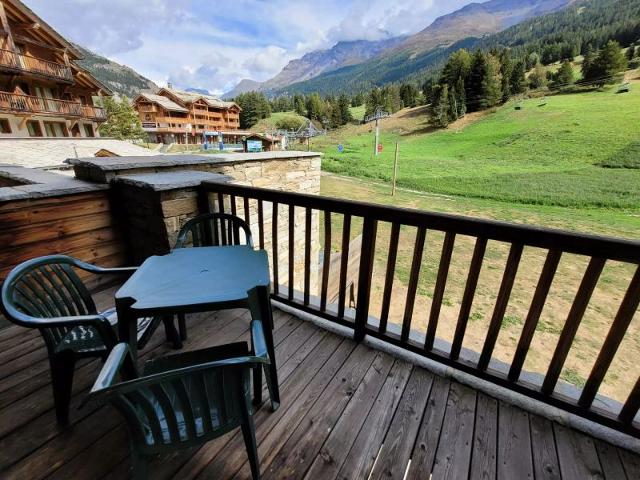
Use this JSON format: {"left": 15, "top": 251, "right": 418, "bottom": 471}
{"left": 22, "top": 0, "right": 479, "bottom": 94}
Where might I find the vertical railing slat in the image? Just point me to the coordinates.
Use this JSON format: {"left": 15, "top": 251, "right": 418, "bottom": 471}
{"left": 401, "top": 226, "right": 427, "bottom": 344}
{"left": 379, "top": 222, "right": 400, "bottom": 334}
{"left": 304, "top": 208, "right": 312, "bottom": 306}
{"left": 337, "top": 215, "right": 352, "bottom": 319}
{"left": 288, "top": 204, "right": 295, "bottom": 300}
{"left": 620, "top": 377, "right": 640, "bottom": 425}
{"left": 258, "top": 199, "right": 265, "bottom": 250}
{"left": 425, "top": 232, "right": 455, "bottom": 351}
{"left": 354, "top": 218, "right": 377, "bottom": 342}
{"left": 477, "top": 243, "right": 524, "bottom": 371}
{"left": 508, "top": 249, "right": 562, "bottom": 382}
{"left": 320, "top": 211, "right": 332, "bottom": 311}
{"left": 451, "top": 237, "right": 487, "bottom": 360}
{"left": 541, "top": 257, "right": 606, "bottom": 396}
{"left": 579, "top": 266, "right": 640, "bottom": 408}
{"left": 272, "top": 202, "right": 279, "bottom": 295}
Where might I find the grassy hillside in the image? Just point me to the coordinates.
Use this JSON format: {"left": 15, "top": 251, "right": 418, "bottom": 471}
{"left": 316, "top": 84, "right": 640, "bottom": 209}
{"left": 251, "top": 111, "right": 308, "bottom": 132}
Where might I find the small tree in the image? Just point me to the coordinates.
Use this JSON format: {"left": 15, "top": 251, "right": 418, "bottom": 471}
{"left": 510, "top": 61, "right": 527, "bottom": 94}
{"left": 235, "top": 91, "right": 271, "bottom": 129}
{"left": 293, "top": 94, "right": 306, "bottom": 116}
{"left": 99, "top": 96, "right": 146, "bottom": 141}
{"left": 430, "top": 84, "right": 450, "bottom": 127}
{"left": 551, "top": 60, "right": 575, "bottom": 89}
{"left": 337, "top": 94, "right": 353, "bottom": 125}
{"left": 528, "top": 63, "right": 548, "bottom": 89}
{"left": 583, "top": 40, "right": 628, "bottom": 84}
{"left": 481, "top": 54, "right": 503, "bottom": 109}
{"left": 626, "top": 45, "right": 636, "bottom": 62}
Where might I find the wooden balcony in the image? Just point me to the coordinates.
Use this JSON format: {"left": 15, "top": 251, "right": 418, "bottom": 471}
{"left": 81, "top": 105, "right": 106, "bottom": 121}
{"left": 200, "top": 181, "right": 640, "bottom": 438}
{"left": 0, "top": 48, "right": 73, "bottom": 83}
{"left": 1, "top": 285, "right": 638, "bottom": 479}
{"left": 0, "top": 91, "right": 83, "bottom": 117}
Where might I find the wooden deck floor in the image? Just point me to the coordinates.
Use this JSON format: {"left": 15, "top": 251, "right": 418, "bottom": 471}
{"left": 1, "top": 286, "right": 639, "bottom": 480}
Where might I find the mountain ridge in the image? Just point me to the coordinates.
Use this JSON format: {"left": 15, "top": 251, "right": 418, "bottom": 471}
{"left": 224, "top": 0, "right": 574, "bottom": 98}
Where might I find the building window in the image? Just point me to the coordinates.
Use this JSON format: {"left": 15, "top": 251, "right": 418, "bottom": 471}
{"left": 43, "top": 122, "right": 68, "bottom": 137}
{"left": 26, "top": 120, "right": 43, "bottom": 137}
{"left": 83, "top": 124, "right": 95, "bottom": 137}
{"left": 0, "top": 118, "right": 11, "bottom": 134}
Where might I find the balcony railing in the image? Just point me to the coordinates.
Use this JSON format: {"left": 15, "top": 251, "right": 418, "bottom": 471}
{"left": 0, "top": 91, "right": 83, "bottom": 116}
{"left": 81, "top": 105, "right": 107, "bottom": 121}
{"left": 200, "top": 181, "right": 640, "bottom": 437}
{"left": 0, "top": 48, "right": 73, "bottom": 82}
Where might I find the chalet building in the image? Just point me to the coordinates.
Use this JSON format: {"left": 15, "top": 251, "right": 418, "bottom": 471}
{"left": 133, "top": 87, "right": 244, "bottom": 145}
{"left": 0, "top": 0, "right": 110, "bottom": 139}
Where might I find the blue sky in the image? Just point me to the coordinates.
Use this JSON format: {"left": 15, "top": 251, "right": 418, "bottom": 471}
{"left": 24, "top": 0, "right": 474, "bottom": 95}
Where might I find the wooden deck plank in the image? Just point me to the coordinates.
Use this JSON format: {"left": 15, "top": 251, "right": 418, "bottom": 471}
{"left": 595, "top": 439, "right": 627, "bottom": 480}
{"left": 303, "top": 354, "right": 395, "bottom": 480}
{"left": 261, "top": 344, "right": 378, "bottom": 480}
{"left": 430, "top": 382, "right": 477, "bottom": 480}
{"left": 370, "top": 368, "right": 434, "bottom": 480}
{"left": 52, "top": 310, "right": 300, "bottom": 480}
{"left": 497, "top": 402, "right": 533, "bottom": 480}
{"left": 554, "top": 423, "right": 604, "bottom": 480}
{"left": 405, "top": 375, "right": 451, "bottom": 480}
{"left": 469, "top": 393, "right": 498, "bottom": 480}
{"left": 0, "top": 303, "right": 639, "bottom": 480}
{"left": 225, "top": 337, "right": 356, "bottom": 480}
{"left": 529, "top": 415, "right": 561, "bottom": 480}
{"left": 618, "top": 447, "right": 640, "bottom": 479}
{"left": 336, "top": 361, "right": 413, "bottom": 480}
{"left": 3, "top": 309, "right": 251, "bottom": 479}
{"left": 143, "top": 315, "right": 325, "bottom": 480}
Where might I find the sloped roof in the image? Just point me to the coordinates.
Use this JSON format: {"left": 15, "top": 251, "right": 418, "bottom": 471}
{"left": 136, "top": 93, "right": 189, "bottom": 113}
{"left": 160, "top": 88, "right": 239, "bottom": 110}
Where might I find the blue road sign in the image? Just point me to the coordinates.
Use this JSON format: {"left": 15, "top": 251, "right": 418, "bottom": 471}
{"left": 338, "top": 144, "right": 344, "bottom": 153}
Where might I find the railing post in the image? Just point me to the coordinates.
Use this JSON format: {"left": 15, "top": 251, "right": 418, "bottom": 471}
{"left": 354, "top": 217, "right": 377, "bottom": 342}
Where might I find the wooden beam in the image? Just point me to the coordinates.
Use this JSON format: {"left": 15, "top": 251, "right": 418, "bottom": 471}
{"left": 0, "top": 2, "right": 16, "bottom": 51}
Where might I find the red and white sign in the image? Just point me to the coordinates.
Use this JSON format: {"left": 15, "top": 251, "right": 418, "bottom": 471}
{"left": 377, "top": 144, "right": 383, "bottom": 153}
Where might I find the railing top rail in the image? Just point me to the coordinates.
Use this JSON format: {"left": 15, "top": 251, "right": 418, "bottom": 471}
{"left": 0, "top": 91, "right": 81, "bottom": 106}
{"left": 0, "top": 48, "right": 72, "bottom": 79}
{"left": 201, "top": 181, "right": 640, "bottom": 264}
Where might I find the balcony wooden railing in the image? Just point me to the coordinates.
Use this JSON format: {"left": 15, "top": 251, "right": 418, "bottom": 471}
{"left": 0, "top": 91, "right": 82, "bottom": 116}
{"left": 81, "top": 105, "right": 107, "bottom": 120}
{"left": 0, "top": 48, "right": 73, "bottom": 82}
{"left": 200, "top": 181, "right": 640, "bottom": 437}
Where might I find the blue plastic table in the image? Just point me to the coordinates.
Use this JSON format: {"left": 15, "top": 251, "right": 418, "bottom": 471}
{"left": 115, "top": 245, "right": 279, "bottom": 405}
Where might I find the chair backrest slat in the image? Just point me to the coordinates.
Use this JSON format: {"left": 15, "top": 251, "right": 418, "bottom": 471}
{"left": 149, "top": 384, "right": 182, "bottom": 443}
{"left": 175, "top": 213, "right": 253, "bottom": 249}
{"left": 171, "top": 378, "right": 198, "bottom": 440}
{"left": 126, "top": 389, "right": 166, "bottom": 445}
{"left": 40, "top": 266, "right": 75, "bottom": 317}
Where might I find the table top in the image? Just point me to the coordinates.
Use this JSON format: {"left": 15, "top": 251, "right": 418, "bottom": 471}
{"left": 116, "top": 246, "right": 270, "bottom": 312}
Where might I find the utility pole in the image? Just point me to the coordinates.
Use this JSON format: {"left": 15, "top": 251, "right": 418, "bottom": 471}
{"left": 392, "top": 142, "right": 399, "bottom": 196}
{"left": 364, "top": 106, "right": 390, "bottom": 157}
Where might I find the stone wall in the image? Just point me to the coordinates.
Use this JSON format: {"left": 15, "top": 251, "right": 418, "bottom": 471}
{"left": 95, "top": 152, "right": 322, "bottom": 294}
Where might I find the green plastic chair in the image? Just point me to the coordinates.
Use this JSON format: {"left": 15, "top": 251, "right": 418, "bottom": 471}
{"left": 85, "top": 318, "right": 272, "bottom": 479}
{"left": 0, "top": 255, "right": 175, "bottom": 424}
{"left": 173, "top": 213, "right": 254, "bottom": 341}
{"left": 175, "top": 212, "right": 254, "bottom": 249}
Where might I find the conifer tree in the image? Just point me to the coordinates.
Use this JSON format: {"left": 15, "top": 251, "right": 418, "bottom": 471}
{"left": 99, "top": 96, "right": 146, "bottom": 141}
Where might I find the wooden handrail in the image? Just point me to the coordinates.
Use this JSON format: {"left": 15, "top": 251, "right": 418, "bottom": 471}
{"left": 81, "top": 105, "right": 106, "bottom": 120}
{"left": 200, "top": 180, "right": 640, "bottom": 437}
{"left": 0, "top": 91, "right": 83, "bottom": 116}
{"left": 0, "top": 48, "right": 72, "bottom": 81}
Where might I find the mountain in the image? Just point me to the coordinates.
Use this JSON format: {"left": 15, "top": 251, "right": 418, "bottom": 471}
{"left": 223, "top": 37, "right": 405, "bottom": 98}
{"left": 225, "top": 0, "right": 574, "bottom": 98}
{"left": 395, "top": 0, "right": 573, "bottom": 56}
{"left": 74, "top": 44, "right": 158, "bottom": 98}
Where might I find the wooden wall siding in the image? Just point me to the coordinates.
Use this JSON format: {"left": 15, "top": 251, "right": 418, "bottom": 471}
{"left": 0, "top": 191, "right": 130, "bottom": 287}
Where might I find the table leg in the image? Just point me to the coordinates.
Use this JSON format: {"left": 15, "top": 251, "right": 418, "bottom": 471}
{"left": 116, "top": 297, "right": 138, "bottom": 361}
{"left": 248, "top": 285, "right": 280, "bottom": 410}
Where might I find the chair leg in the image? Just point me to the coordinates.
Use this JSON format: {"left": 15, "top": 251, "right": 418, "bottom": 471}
{"left": 178, "top": 313, "right": 187, "bottom": 341}
{"left": 161, "top": 316, "right": 182, "bottom": 349}
{"left": 248, "top": 286, "right": 280, "bottom": 410}
{"left": 49, "top": 350, "right": 76, "bottom": 425}
{"left": 253, "top": 365, "right": 263, "bottom": 406}
{"left": 240, "top": 414, "right": 260, "bottom": 480}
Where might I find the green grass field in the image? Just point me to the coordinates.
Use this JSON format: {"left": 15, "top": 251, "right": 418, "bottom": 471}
{"left": 316, "top": 85, "right": 640, "bottom": 210}
{"left": 252, "top": 111, "right": 308, "bottom": 132}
